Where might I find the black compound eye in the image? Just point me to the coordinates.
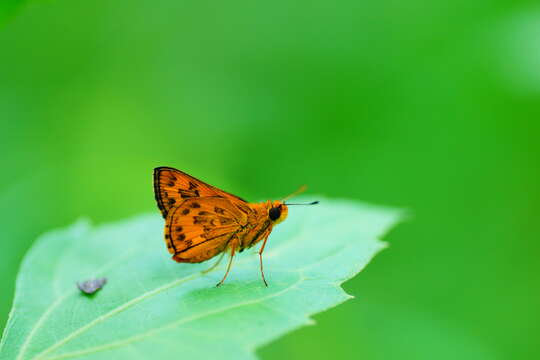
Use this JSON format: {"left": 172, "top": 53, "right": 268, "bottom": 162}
{"left": 269, "top": 206, "right": 281, "bottom": 221}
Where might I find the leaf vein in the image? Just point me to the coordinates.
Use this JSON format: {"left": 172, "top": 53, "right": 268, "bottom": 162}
{"left": 41, "top": 275, "right": 304, "bottom": 360}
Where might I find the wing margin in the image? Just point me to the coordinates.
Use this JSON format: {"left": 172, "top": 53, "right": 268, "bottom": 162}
{"left": 153, "top": 166, "right": 248, "bottom": 218}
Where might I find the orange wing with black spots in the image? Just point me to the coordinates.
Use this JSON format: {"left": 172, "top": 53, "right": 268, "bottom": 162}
{"left": 154, "top": 167, "right": 247, "bottom": 218}
{"left": 165, "top": 197, "right": 249, "bottom": 263}
{"left": 153, "top": 166, "right": 312, "bottom": 287}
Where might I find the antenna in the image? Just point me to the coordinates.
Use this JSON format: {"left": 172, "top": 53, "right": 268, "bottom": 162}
{"left": 284, "top": 201, "right": 319, "bottom": 206}
{"left": 281, "top": 185, "right": 307, "bottom": 202}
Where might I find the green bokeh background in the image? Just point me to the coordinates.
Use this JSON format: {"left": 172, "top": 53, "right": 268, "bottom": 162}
{"left": 1, "top": 1, "right": 539, "bottom": 359}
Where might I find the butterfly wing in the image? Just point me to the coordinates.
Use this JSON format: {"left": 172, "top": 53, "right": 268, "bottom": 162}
{"left": 154, "top": 167, "right": 247, "bottom": 218}
{"left": 165, "top": 197, "right": 249, "bottom": 263}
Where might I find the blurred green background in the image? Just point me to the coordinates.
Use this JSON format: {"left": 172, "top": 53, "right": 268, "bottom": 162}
{"left": 1, "top": 1, "right": 539, "bottom": 359}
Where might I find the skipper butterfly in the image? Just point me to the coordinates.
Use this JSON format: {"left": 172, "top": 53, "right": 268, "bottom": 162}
{"left": 153, "top": 167, "right": 317, "bottom": 287}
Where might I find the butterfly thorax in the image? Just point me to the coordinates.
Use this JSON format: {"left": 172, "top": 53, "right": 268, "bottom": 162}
{"left": 239, "top": 200, "right": 288, "bottom": 250}
{"left": 238, "top": 202, "right": 272, "bottom": 250}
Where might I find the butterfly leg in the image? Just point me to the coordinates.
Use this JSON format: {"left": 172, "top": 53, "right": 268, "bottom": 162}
{"left": 216, "top": 238, "right": 238, "bottom": 287}
{"left": 202, "top": 251, "right": 226, "bottom": 274}
{"left": 258, "top": 231, "right": 271, "bottom": 287}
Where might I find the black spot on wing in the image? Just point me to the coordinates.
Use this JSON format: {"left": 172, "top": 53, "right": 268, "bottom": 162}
{"left": 219, "top": 217, "right": 235, "bottom": 225}
{"left": 179, "top": 189, "right": 199, "bottom": 198}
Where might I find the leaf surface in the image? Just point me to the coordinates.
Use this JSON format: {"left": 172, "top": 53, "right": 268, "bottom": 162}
{"left": 0, "top": 198, "right": 402, "bottom": 360}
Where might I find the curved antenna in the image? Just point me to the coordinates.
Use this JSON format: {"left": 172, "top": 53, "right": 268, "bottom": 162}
{"left": 281, "top": 185, "right": 307, "bottom": 202}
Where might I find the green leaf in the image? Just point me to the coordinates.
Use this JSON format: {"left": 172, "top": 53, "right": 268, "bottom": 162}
{"left": 0, "top": 198, "right": 402, "bottom": 360}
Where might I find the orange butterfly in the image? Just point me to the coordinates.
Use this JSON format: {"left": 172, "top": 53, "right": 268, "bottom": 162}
{"left": 153, "top": 167, "right": 318, "bottom": 286}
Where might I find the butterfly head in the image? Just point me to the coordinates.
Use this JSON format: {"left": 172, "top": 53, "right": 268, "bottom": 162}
{"left": 268, "top": 201, "right": 288, "bottom": 225}
{"left": 267, "top": 198, "right": 319, "bottom": 224}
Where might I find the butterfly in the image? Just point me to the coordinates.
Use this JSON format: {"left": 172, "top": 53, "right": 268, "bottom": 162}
{"left": 153, "top": 167, "right": 318, "bottom": 287}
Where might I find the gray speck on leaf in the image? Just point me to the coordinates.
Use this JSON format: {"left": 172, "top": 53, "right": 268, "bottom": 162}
{"left": 77, "top": 277, "right": 107, "bottom": 294}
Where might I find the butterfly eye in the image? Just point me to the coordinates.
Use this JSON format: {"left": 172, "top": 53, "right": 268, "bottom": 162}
{"left": 269, "top": 206, "right": 281, "bottom": 221}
